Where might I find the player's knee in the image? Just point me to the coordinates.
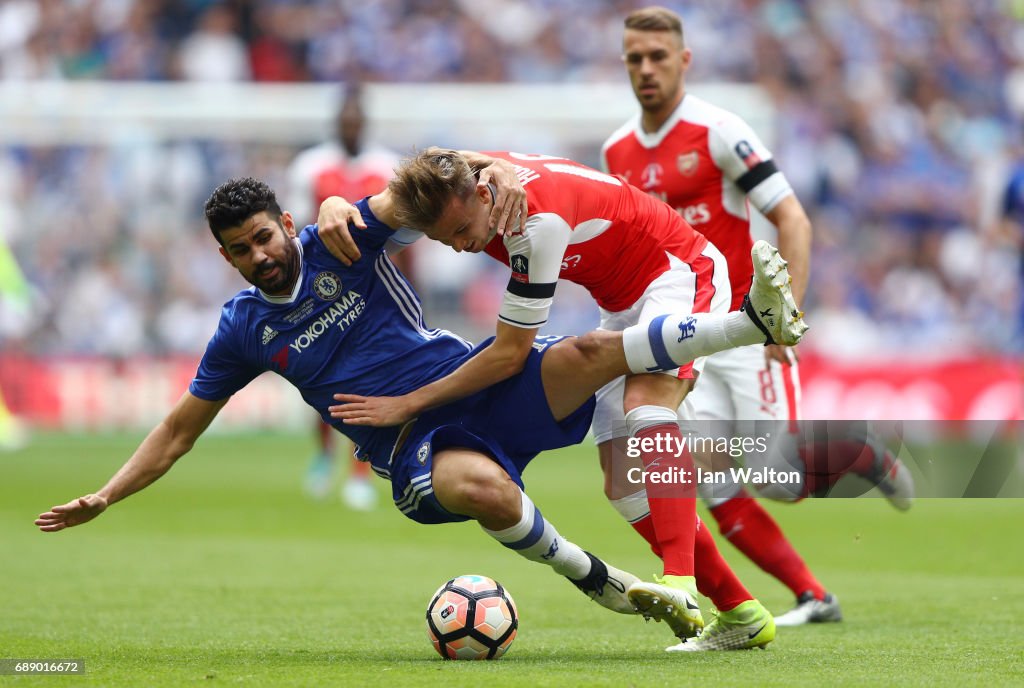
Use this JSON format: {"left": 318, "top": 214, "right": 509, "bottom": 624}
{"left": 435, "top": 452, "right": 519, "bottom": 521}
{"left": 623, "top": 377, "right": 692, "bottom": 412}
{"left": 461, "top": 473, "right": 520, "bottom": 524}
{"left": 573, "top": 330, "right": 613, "bottom": 367}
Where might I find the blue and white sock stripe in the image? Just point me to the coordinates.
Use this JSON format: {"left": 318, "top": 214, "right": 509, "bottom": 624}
{"left": 396, "top": 473, "right": 434, "bottom": 512}
{"left": 498, "top": 505, "right": 547, "bottom": 550}
{"left": 646, "top": 314, "right": 677, "bottom": 371}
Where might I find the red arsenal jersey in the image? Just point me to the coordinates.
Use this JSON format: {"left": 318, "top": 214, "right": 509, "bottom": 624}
{"left": 601, "top": 93, "right": 793, "bottom": 310}
{"left": 480, "top": 152, "right": 709, "bottom": 329}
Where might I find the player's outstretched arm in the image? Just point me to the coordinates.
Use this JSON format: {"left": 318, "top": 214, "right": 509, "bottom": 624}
{"left": 331, "top": 322, "right": 537, "bottom": 427}
{"left": 35, "top": 392, "right": 228, "bottom": 532}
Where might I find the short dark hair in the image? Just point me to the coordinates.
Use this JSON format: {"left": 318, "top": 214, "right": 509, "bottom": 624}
{"left": 624, "top": 6, "right": 684, "bottom": 43}
{"left": 204, "top": 177, "right": 283, "bottom": 244}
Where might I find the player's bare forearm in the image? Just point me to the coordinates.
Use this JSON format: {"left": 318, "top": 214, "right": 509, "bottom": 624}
{"left": 766, "top": 195, "right": 812, "bottom": 307}
{"left": 332, "top": 323, "right": 536, "bottom": 426}
{"left": 407, "top": 322, "right": 535, "bottom": 411}
{"left": 35, "top": 393, "right": 226, "bottom": 531}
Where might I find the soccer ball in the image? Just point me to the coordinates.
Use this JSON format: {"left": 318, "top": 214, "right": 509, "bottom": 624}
{"left": 426, "top": 574, "right": 518, "bottom": 660}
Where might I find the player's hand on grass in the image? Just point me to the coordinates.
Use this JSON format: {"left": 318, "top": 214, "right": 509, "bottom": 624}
{"left": 330, "top": 393, "right": 415, "bottom": 427}
{"left": 317, "top": 196, "right": 366, "bottom": 266}
{"left": 479, "top": 159, "right": 528, "bottom": 237}
{"left": 35, "top": 494, "right": 108, "bottom": 532}
{"left": 764, "top": 343, "right": 797, "bottom": 367}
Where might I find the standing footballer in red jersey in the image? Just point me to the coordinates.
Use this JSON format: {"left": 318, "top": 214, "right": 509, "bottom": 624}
{"left": 286, "top": 84, "right": 402, "bottom": 509}
{"left": 318, "top": 147, "right": 808, "bottom": 651}
{"left": 602, "top": 6, "right": 913, "bottom": 639}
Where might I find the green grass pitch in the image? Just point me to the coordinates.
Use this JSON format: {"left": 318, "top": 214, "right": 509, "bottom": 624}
{"left": 3, "top": 432, "right": 1023, "bottom": 686}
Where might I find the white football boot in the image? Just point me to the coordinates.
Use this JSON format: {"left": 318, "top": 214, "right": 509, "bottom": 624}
{"left": 567, "top": 551, "right": 640, "bottom": 615}
{"left": 743, "top": 240, "right": 808, "bottom": 346}
{"left": 774, "top": 591, "right": 843, "bottom": 627}
{"left": 667, "top": 599, "right": 776, "bottom": 652}
{"left": 628, "top": 576, "right": 704, "bottom": 639}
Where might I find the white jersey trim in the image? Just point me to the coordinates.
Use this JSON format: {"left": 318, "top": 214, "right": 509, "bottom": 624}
{"left": 497, "top": 213, "right": 570, "bottom": 330}
{"left": 603, "top": 93, "right": 795, "bottom": 218}
{"left": 568, "top": 218, "right": 613, "bottom": 245}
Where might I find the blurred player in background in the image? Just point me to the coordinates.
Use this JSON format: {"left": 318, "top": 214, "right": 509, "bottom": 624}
{"left": 0, "top": 237, "right": 29, "bottom": 450}
{"left": 602, "top": 6, "right": 911, "bottom": 627}
{"left": 286, "top": 83, "right": 401, "bottom": 509}
{"left": 995, "top": 153, "right": 1024, "bottom": 343}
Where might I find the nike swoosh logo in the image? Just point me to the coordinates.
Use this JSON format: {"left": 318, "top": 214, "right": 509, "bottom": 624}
{"left": 748, "top": 622, "right": 768, "bottom": 639}
{"left": 687, "top": 600, "right": 700, "bottom": 610}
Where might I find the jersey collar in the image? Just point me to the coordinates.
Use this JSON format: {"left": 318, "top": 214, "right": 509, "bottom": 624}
{"left": 634, "top": 93, "right": 689, "bottom": 149}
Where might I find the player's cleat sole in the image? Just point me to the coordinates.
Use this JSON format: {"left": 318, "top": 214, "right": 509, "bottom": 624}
{"left": 744, "top": 240, "right": 808, "bottom": 346}
{"left": 774, "top": 591, "right": 843, "bottom": 627}
{"left": 567, "top": 552, "right": 639, "bottom": 615}
{"left": 666, "top": 599, "right": 775, "bottom": 652}
{"left": 628, "top": 577, "right": 704, "bottom": 639}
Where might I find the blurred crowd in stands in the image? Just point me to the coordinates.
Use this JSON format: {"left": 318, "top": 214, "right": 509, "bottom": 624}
{"left": 0, "top": 0, "right": 1022, "bottom": 357}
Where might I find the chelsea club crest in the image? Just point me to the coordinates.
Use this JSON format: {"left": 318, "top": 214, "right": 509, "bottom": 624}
{"left": 313, "top": 271, "right": 342, "bottom": 301}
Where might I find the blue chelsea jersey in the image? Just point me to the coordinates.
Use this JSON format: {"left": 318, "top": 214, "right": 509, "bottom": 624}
{"left": 189, "top": 198, "right": 473, "bottom": 465}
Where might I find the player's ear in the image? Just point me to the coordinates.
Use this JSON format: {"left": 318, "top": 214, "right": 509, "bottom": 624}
{"left": 476, "top": 182, "right": 494, "bottom": 205}
{"left": 218, "top": 246, "right": 233, "bottom": 265}
{"left": 681, "top": 47, "right": 692, "bottom": 70}
{"left": 280, "top": 211, "right": 297, "bottom": 238}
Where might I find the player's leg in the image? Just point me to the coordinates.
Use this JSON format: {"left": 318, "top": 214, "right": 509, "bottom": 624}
{"left": 613, "top": 246, "right": 731, "bottom": 640}
{"left": 796, "top": 421, "right": 914, "bottom": 511}
{"left": 341, "top": 444, "right": 378, "bottom": 511}
{"left": 598, "top": 435, "right": 777, "bottom": 648}
{"left": 694, "top": 347, "right": 840, "bottom": 625}
{"left": 613, "top": 372, "right": 708, "bottom": 638}
{"left": 537, "top": 240, "right": 808, "bottom": 422}
{"left": 304, "top": 418, "right": 338, "bottom": 499}
{"left": 430, "top": 447, "right": 638, "bottom": 614}
{"left": 665, "top": 515, "right": 775, "bottom": 652}
{"left": 0, "top": 385, "right": 26, "bottom": 451}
